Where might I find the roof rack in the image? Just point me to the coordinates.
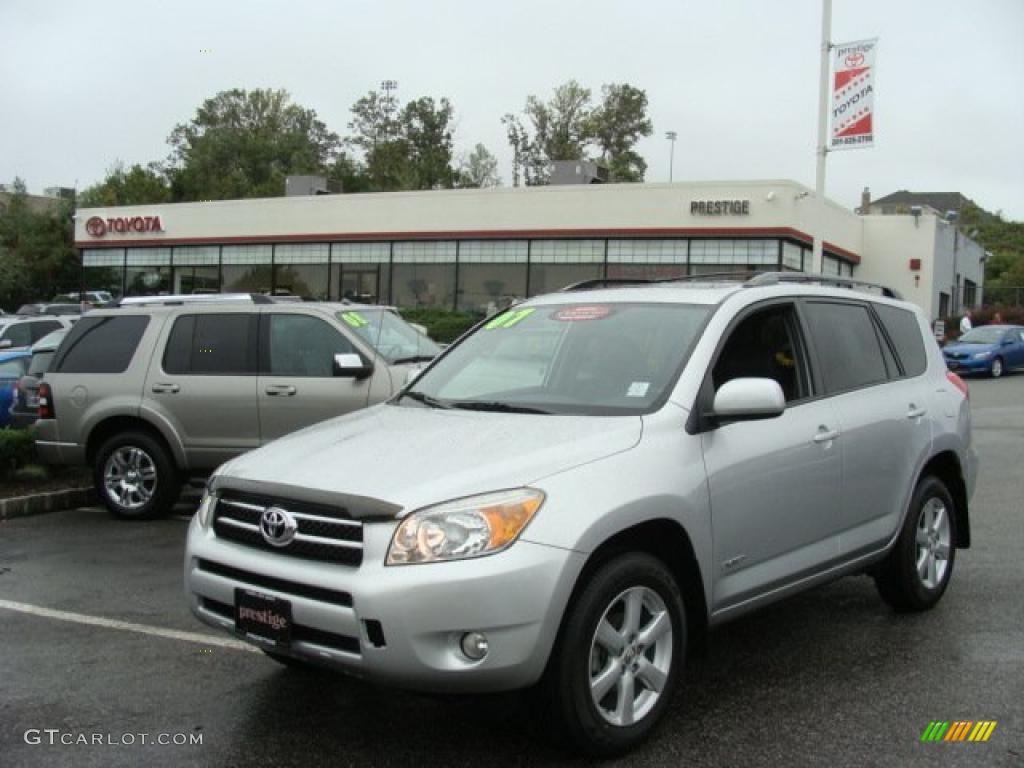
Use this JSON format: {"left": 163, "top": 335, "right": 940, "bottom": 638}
{"left": 745, "top": 272, "right": 902, "bottom": 299}
{"left": 110, "top": 293, "right": 275, "bottom": 308}
{"left": 560, "top": 278, "right": 658, "bottom": 292}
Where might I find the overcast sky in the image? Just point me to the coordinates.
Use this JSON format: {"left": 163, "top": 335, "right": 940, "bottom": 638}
{"left": 2, "top": 0, "right": 1022, "bottom": 218}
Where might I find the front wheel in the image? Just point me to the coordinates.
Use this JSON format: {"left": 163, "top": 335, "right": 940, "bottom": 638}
{"left": 543, "top": 552, "right": 685, "bottom": 757}
{"left": 990, "top": 356, "right": 1004, "bottom": 378}
{"left": 875, "top": 476, "right": 957, "bottom": 612}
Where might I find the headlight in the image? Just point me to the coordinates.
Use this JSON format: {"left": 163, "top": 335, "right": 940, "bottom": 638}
{"left": 386, "top": 488, "right": 544, "bottom": 565}
{"left": 196, "top": 491, "right": 217, "bottom": 528}
{"left": 972, "top": 351, "right": 991, "bottom": 359}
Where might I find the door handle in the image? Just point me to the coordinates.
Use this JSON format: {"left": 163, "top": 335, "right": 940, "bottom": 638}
{"left": 812, "top": 427, "right": 840, "bottom": 444}
{"left": 265, "top": 385, "right": 297, "bottom": 396}
{"left": 151, "top": 383, "right": 179, "bottom": 394}
{"left": 907, "top": 405, "right": 928, "bottom": 419}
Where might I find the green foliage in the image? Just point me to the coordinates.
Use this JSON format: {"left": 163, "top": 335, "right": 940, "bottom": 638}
{"left": 457, "top": 144, "right": 501, "bottom": 188}
{"left": 78, "top": 162, "right": 171, "bottom": 207}
{"left": 0, "top": 428, "right": 38, "bottom": 478}
{"left": 503, "top": 80, "right": 653, "bottom": 185}
{"left": 398, "top": 308, "right": 477, "bottom": 343}
{"left": 958, "top": 202, "right": 1024, "bottom": 289}
{"left": 0, "top": 180, "right": 78, "bottom": 311}
{"left": 166, "top": 88, "right": 341, "bottom": 201}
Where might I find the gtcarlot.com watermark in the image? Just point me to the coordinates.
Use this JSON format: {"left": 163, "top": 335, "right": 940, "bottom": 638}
{"left": 24, "top": 729, "right": 202, "bottom": 747}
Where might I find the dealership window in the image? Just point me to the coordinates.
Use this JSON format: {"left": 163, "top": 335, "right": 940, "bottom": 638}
{"left": 392, "top": 241, "right": 456, "bottom": 308}
{"left": 125, "top": 247, "right": 171, "bottom": 295}
{"left": 82, "top": 248, "right": 125, "bottom": 298}
{"left": 606, "top": 239, "right": 687, "bottom": 281}
{"left": 782, "top": 242, "right": 803, "bottom": 271}
{"left": 528, "top": 239, "right": 604, "bottom": 295}
{"left": 938, "top": 292, "right": 950, "bottom": 318}
{"left": 963, "top": 279, "right": 977, "bottom": 308}
{"left": 822, "top": 255, "right": 843, "bottom": 276}
{"left": 457, "top": 240, "right": 528, "bottom": 312}
{"left": 221, "top": 244, "right": 272, "bottom": 294}
{"left": 171, "top": 246, "right": 219, "bottom": 295}
{"left": 689, "top": 239, "right": 779, "bottom": 275}
{"left": 273, "top": 243, "right": 329, "bottom": 299}
{"left": 332, "top": 242, "right": 390, "bottom": 304}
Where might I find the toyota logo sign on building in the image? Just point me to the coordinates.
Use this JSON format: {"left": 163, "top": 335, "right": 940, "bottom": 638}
{"left": 85, "top": 216, "right": 107, "bottom": 237}
{"left": 84, "top": 215, "right": 165, "bottom": 237}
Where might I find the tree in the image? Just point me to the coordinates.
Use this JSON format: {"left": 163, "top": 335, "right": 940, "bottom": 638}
{"left": 166, "top": 88, "right": 340, "bottom": 201}
{"left": 78, "top": 162, "right": 171, "bottom": 207}
{"left": 457, "top": 144, "right": 501, "bottom": 188}
{"left": 402, "top": 97, "right": 456, "bottom": 189}
{"left": 503, "top": 80, "right": 653, "bottom": 184}
{"left": 587, "top": 84, "right": 654, "bottom": 182}
{"left": 0, "top": 179, "right": 78, "bottom": 310}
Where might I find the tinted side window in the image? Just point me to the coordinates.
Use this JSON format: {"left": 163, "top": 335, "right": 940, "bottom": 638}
{"left": 267, "top": 314, "right": 355, "bottom": 377}
{"left": 875, "top": 304, "right": 927, "bottom": 377}
{"left": 2, "top": 322, "right": 32, "bottom": 347}
{"left": 163, "top": 314, "right": 256, "bottom": 375}
{"left": 54, "top": 316, "right": 149, "bottom": 374}
{"left": 713, "top": 304, "right": 809, "bottom": 403}
{"left": 803, "top": 302, "right": 888, "bottom": 394}
{"left": 31, "top": 320, "right": 63, "bottom": 342}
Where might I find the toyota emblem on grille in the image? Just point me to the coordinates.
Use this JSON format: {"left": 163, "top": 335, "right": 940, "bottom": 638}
{"left": 260, "top": 506, "right": 297, "bottom": 547}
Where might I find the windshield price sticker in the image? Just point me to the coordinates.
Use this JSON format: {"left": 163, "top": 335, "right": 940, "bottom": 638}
{"left": 485, "top": 308, "right": 535, "bottom": 330}
{"left": 341, "top": 311, "right": 369, "bottom": 328}
{"left": 553, "top": 306, "right": 612, "bottom": 322}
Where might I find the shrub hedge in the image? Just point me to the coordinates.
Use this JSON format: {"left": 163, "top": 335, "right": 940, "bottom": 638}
{"left": 399, "top": 308, "right": 479, "bottom": 344}
{"left": 0, "top": 428, "right": 37, "bottom": 477}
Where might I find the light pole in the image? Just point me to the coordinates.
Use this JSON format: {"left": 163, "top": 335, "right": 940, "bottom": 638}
{"left": 380, "top": 79, "right": 399, "bottom": 141}
{"left": 665, "top": 131, "right": 677, "bottom": 182}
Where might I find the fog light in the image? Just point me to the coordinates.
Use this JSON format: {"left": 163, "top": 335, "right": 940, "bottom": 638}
{"left": 460, "top": 631, "right": 489, "bottom": 661}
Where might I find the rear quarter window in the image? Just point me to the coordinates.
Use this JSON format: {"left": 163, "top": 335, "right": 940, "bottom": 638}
{"left": 53, "top": 316, "right": 150, "bottom": 374}
{"left": 874, "top": 304, "right": 928, "bottom": 377}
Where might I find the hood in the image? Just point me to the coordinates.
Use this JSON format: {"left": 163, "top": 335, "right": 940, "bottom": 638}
{"left": 943, "top": 342, "right": 995, "bottom": 357}
{"left": 216, "top": 403, "right": 642, "bottom": 518}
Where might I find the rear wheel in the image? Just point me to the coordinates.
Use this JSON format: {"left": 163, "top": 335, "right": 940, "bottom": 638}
{"left": 990, "top": 356, "right": 1004, "bottom": 378}
{"left": 543, "top": 552, "right": 685, "bottom": 757}
{"left": 94, "top": 430, "right": 180, "bottom": 520}
{"left": 875, "top": 476, "right": 957, "bottom": 612}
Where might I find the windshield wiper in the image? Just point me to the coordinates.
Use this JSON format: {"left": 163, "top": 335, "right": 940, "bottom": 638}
{"left": 392, "top": 355, "right": 436, "bottom": 365}
{"left": 397, "top": 391, "right": 451, "bottom": 409}
{"left": 447, "top": 400, "right": 551, "bottom": 415}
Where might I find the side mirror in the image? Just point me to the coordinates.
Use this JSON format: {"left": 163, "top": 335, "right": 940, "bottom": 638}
{"left": 0, "top": 339, "right": 12, "bottom": 349}
{"left": 333, "top": 352, "right": 374, "bottom": 380}
{"left": 712, "top": 378, "right": 786, "bottom": 422}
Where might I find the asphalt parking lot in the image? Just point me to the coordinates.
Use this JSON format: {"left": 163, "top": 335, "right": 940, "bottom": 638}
{"left": 1, "top": 375, "right": 1022, "bottom": 768}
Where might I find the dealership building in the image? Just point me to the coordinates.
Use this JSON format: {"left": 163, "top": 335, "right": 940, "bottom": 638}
{"left": 74, "top": 179, "right": 984, "bottom": 320}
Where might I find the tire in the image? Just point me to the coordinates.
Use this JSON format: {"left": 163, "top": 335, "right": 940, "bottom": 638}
{"left": 543, "top": 552, "right": 686, "bottom": 757}
{"left": 990, "top": 356, "right": 1004, "bottom": 378}
{"left": 875, "top": 476, "right": 957, "bottom": 612}
{"left": 93, "top": 430, "right": 181, "bottom": 520}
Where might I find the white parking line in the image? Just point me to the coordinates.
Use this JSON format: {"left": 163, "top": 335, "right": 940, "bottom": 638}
{"left": 0, "top": 599, "right": 259, "bottom": 653}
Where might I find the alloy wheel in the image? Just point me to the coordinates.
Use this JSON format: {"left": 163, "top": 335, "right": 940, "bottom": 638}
{"left": 588, "top": 586, "right": 673, "bottom": 727}
{"left": 103, "top": 446, "right": 158, "bottom": 510}
{"left": 915, "top": 497, "right": 951, "bottom": 589}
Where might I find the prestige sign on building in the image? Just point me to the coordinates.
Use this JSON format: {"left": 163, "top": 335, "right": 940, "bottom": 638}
{"left": 831, "top": 38, "right": 878, "bottom": 150}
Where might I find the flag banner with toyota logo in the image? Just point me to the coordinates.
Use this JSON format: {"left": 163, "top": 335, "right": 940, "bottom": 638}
{"left": 831, "top": 38, "right": 878, "bottom": 151}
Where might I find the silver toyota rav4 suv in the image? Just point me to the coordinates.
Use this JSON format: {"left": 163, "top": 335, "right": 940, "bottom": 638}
{"left": 35, "top": 294, "right": 439, "bottom": 519}
{"left": 184, "top": 274, "right": 977, "bottom": 756}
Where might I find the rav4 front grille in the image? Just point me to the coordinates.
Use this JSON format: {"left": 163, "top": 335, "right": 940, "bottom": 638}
{"left": 213, "top": 490, "right": 363, "bottom": 566}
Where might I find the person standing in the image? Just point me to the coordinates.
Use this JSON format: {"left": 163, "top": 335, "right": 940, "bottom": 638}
{"left": 960, "top": 310, "right": 973, "bottom": 335}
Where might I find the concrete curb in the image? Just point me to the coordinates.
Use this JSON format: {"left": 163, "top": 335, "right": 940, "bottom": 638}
{"left": 0, "top": 487, "right": 96, "bottom": 521}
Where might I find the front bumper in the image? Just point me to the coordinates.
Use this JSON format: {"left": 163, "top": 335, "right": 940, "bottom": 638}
{"left": 944, "top": 356, "right": 991, "bottom": 374}
{"left": 185, "top": 516, "right": 584, "bottom": 693}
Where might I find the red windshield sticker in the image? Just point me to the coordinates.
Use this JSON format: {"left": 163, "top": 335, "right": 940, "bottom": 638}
{"left": 552, "top": 305, "right": 612, "bottom": 322}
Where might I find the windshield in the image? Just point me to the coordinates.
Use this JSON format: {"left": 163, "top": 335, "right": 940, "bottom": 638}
{"left": 336, "top": 309, "right": 442, "bottom": 364}
{"left": 0, "top": 358, "right": 27, "bottom": 377}
{"left": 403, "top": 302, "right": 710, "bottom": 415}
{"left": 957, "top": 327, "right": 1004, "bottom": 345}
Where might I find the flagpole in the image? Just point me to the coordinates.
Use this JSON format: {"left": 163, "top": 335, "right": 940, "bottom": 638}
{"left": 813, "top": 0, "right": 832, "bottom": 274}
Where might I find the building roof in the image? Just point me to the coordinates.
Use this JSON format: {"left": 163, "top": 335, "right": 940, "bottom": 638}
{"left": 870, "top": 190, "right": 973, "bottom": 214}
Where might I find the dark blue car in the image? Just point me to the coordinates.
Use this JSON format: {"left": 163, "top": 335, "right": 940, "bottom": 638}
{"left": 943, "top": 324, "right": 1024, "bottom": 378}
{"left": 0, "top": 349, "right": 32, "bottom": 427}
